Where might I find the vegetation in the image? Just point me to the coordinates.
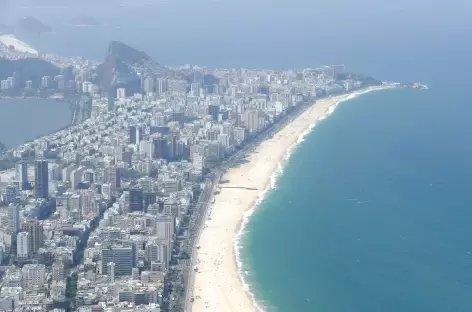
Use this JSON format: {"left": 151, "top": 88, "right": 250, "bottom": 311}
{"left": 65, "top": 271, "right": 78, "bottom": 300}
{"left": 336, "top": 72, "right": 383, "bottom": 86}
{"left": 0, "top": 150, "right": 36, "bottom": 170}
{"left": 0, "top": 141, "right": 6, "bottom": 155}
{"left": 0, "top": 158, "right": 17, "bottom": 171}
{"left": 180, "top": 251, "right": 190, "bottom": 259}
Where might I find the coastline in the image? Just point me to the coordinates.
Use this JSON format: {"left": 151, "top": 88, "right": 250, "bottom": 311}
{"left": 0, "top": 34, "right": 39, "bottom": 55}
{"left": 189, "top": 84, "right": 396, "bottom": 312}
{"left": 0, "top": 95, "right": 69, "bottom": 101}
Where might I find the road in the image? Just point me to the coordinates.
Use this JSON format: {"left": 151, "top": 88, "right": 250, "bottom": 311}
{"left": 183, "top": 169, "right": 220, "bottom": 312}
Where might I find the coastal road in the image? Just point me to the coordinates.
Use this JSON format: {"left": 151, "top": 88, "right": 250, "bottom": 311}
{"left": 184, "top": 171, "right": 221, "bottom": 312}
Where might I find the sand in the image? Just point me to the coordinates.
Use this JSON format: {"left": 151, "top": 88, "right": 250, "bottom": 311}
{"left": 189, "top": 86, "right": 393, "bottom": 312}
{"left": 0, "top": 34, "right": 38, "bottom": 55}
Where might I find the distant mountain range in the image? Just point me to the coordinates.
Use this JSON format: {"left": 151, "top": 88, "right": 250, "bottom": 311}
{"left": 0, "top": 16, "right": 52, "bottom": 35}
{"left": 1, "top": 39, "right": 188, "bottom": 94}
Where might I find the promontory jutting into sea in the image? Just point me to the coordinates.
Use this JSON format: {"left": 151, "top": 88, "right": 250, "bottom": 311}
{"left": 0, "top": 25, "right": 425, "bottom": 312}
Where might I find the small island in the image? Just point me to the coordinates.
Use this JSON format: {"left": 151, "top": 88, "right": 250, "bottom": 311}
{"left": 70, "top": 16, "right": 101, "bottom": 27}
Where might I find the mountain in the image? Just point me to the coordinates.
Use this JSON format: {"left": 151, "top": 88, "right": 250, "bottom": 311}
{"left": 95, "top": 41, "right": 168, "bottom": 94}
{"left": 0, "top": 58, "right": 59, "bottom": 86}
{"left": 336, "top": 73, "right": 383, "bottom": 86}
{"left": 15, "top": 17, "right": 52, "bottom": 35}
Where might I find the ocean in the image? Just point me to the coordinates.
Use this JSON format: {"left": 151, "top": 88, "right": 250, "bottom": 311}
{"left": 240, "top": 78, "right": 472, "bottom": 311}
{"left": 3, "top": 1, "right": 472, "bottom": 311}
{"left": 0, "top": 99, "right": 71, "bottom": 148}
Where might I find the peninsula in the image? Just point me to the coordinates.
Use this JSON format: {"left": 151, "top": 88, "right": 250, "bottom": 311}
{"left": 0, "top": 34, "right": 425, "bottom": 312}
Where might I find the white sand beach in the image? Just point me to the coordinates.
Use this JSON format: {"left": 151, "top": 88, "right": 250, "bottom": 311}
{"left": 0, "top": 34, "right": 38, "bottom": 55}
{"left": 188, "top": 85, "right": 392, "bottom": 312}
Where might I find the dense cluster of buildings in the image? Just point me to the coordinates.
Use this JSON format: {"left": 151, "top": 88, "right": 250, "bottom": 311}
{"left": 0, "top": 37, "right": 364, "bottom": 311}
{"left": 0, "top": 40, "right": 99, "bottom": 96}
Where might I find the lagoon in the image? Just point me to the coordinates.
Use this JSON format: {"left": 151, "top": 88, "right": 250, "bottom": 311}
{"left": 0, "top": 98, "right": 71, "bottom": 148}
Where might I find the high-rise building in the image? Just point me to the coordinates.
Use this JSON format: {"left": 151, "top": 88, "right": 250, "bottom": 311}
{"left": 0, "top": 80, "right": 8, "bottom": 90}
{"left": 4, "top": 185, "right": 18, "bottom": 205}
{"left": 151, "top": 113, "right": 166, "bottom": 127}
{"left": 190, "top": 82, "right": 201, "bottom": 94}
{"left": 69, "top": 194, "right": 82, "bottom": 220}
{"left": 208, "top": 105, "right": 220, "bottom": 121}
{"left": 101, "top": 246, "right": 135, "bottom": 276}
{"left": 52, "top": 262, "right": 64, "bottom": 282}
{"left": 107, "top": 262, "right": 115, "bottom": 282}
{"left": 157, "top": 79, "right": 167, "bottom": 95}
{"left": 104, "top": 164, "right": 118, "bottom": 196}
{"left": 16, "top": 162, "right": 28, "bottom": 190}
{"left": 22, "top": 220, "right": 44, "bottom": 254}
{"left": 80, "top": 189, "right": 95, "bottom": 217}
{"left": 117, "top": 88, "right": 126, "bottom": 99}
{"left": 155, "top": 215, "right": 174, "bottom": 263}
{"left": 108, "top": 95, "right": 115, "bottom": 112}
{"left": 21, "top": 264, "right": 46, "bottom": 287}
{"left": 7, "top": 204, "right": 20, "bottom": 233}
{"left": 34, "top": 160, "right": 49, "bottom": 199}
{"left": 143, "top": 77, "right": 155, "bottom": 93}
{"left": 17, "top": 232, "right": 29, "bottom": 259}
{"left": 243, "top": 109, "right": 261, "bottom": 133}
{"left": 70, "top": 166, "right": 85, "bottom": 190}
{"left": 145, "top": 242, "right": 168, "bottom": 268}
{"left": 41, "top": 76, "right": 51, "bottom": 88}
{"left": 143, "top": 192, "right": 157, "bottom": 212}
{"left": 129, "top": 126, "right": 144, "bottom": 145}
{"left": 129, "top": 186, "right": 144, "bottom": 212}
{"left": 152, "top": 137, "right": 168, "bottom": 160}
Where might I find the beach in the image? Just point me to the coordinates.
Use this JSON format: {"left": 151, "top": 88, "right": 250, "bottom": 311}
{"left": 189, "top": 85, "right": 393, "bottom": 312}
{"left": 0, "top": 34, "right": 38, "bottom": 55}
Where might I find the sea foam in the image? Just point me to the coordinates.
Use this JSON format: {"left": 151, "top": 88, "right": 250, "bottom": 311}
{"left": 233, "top": 86, "right": 391, "bottom": 311}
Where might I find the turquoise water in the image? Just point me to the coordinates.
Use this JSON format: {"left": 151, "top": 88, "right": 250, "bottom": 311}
{"left": 242, "top": 84, "right": 472, "bottom": 311}
{"left": 0, "top": 99, "right": 71, "bottom": 148}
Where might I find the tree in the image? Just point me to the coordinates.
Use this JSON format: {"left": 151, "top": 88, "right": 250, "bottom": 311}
{"left": 0, "top": 141, "right": 6, "bottom": 155}
{"left": 65, "top": 272, "right": 78, "bottom": 300}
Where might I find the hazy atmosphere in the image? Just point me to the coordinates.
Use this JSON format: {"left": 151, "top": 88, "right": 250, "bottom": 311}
{"left": 1, "top": 0, "right": 471, "bottom": 78}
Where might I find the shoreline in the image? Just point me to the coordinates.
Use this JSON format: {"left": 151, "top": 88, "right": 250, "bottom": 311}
{"left": 189, "top": 84, "right": 396, "bottom": 312}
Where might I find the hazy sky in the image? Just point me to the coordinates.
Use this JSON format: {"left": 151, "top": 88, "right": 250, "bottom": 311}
{"left": 0, "top": 0, "right": 470, "bottom": 34}
{"left": 1, "top": 0, "right": 471, "bottom": 78}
